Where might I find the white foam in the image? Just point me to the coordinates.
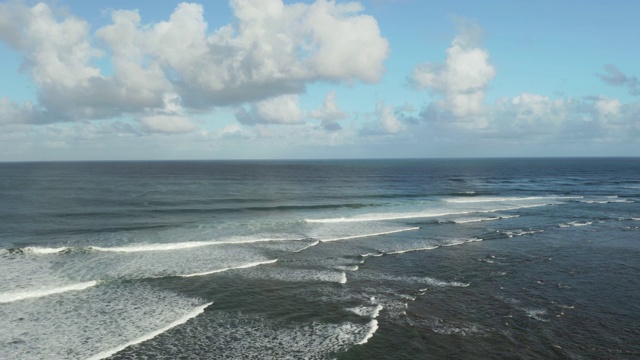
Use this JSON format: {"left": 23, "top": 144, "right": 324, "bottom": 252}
{"left": 0, "top": 281, "right": 98, "bottom": 303}
{"left": 371, "top": 274, "right": 469, "bottom": 288}
{"left": 503, "top": 229, "right": 543, "bottom": 237}
{"left": 524, "top": 308, "right": 549, "bottom": 322}
{"left": 339, "top": 272, "right": 347, "bottom": 284}
{"left": 454, "top": 217, "right": 499, "bottom": 223}
{"left": 444, "top": 196, "right": 582, "bottom": 203}
{"left": 320, "top": 227, "right": 420, "bottom": 242}
{"left": 428, "top": 321, "right": 484, "bottom": 336}
{"left": 23, "top": 246, "right": 69, "bottom": 254}
{"left": 454, "top": 215, "right": 519, "bottom": 224}
{"left": 293, "top": 240, "right": 320, "bottom": 253}
{"left": 385, "top": 245, "right": 439, "bottom": 255}
{"left": 179, "top": 259, "right": 278, "bottom": 278}
{"left": 422, "top": 277, "right": 469, "bottom": 288}
{"left": 306, "top": 204, "right": 548, "bottom": 224}
{"left": 442, "top": 238, "right": 483, "bottom": 247}
{"left": 568, "top": 221, "right": 593, "bottom": 227}
{"left": 87, "top": 302, "right": 212, "bottom": 360}
{"left": 335, "top": 265, "right": 359, "bottom": 271}
{"left": 361, "top": 252, "right": 385, "bottom": 257}
{"left": 90, "top": 236, "right": 300, "bottom": 253}
{"left": 356, "top": 320, "right": 378, "bottom": 345}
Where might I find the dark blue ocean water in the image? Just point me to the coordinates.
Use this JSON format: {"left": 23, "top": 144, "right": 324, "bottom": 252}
{"left": 1, "top": 158, "right": 639, "bottom": 359}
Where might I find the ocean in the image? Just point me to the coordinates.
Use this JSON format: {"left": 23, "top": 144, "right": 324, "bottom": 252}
{"left": 1, "top": 158, "right": 639, "bottom": 359}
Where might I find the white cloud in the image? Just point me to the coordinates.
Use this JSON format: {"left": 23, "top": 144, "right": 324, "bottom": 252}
{"left": 0, "top": 0, "right": 389, "bottom": 127}
{"left": 412, "top": 18, "right": 495, "bottom": 120}
{"left": 310, "top": 91, "right": 347, "bottom": 131}
{"left": 138, "top": 93, "right": 197, "bottom": 133}
{"left": 593, "top": 96, "right": 621, "bottom": 119}
{"left": 0, "top": 98, "right": 41, "bottom": 124}
{"left": 235, "top": 94, "right": 304, "bottom": 125}
{"left": 362, "top": 101, "right": 406, "bottom": 135}
{"left": 310, "top": 91, "right": 347, "bottom": 121}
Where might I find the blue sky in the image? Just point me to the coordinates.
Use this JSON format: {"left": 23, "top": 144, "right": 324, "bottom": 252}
{"left": 0, "top": 0, "right": 638, "bottom": 160}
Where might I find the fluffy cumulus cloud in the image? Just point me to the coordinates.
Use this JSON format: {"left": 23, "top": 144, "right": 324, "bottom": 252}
{"left": 310, "top": 91, "right": 347, "bottom": 131}
{"left": 361, "top": 101, "right": 406, "bottom": 135}
{"left": 407, "top": 19, "right": 639, "bottom": 145}
{"left": 235, "top": 95, "right": 304, "bottom": 125}
{"left": 0, "top": 0, "right": 389, "bottom": 129}
{"left": 412, "top": 18, "right": 495, "bottom": 120}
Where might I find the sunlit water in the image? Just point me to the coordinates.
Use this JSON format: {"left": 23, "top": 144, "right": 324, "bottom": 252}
{"left": 1, "top": 159, "right": 639, "bottom": 359}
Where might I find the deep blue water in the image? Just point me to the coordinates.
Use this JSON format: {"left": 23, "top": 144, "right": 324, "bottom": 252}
{"left": 1, "top": 158, "right": 639, "bottom": 359}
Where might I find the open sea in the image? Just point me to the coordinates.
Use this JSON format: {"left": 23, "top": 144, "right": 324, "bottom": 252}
{"left": 1, "top": 158, "right": 639, "bottom": 359}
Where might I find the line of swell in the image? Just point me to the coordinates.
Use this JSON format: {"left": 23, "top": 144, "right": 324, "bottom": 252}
{"left": 87, "top": 302, "right": 213, "bottom": 360}
{"left": 178, "top": 259, "right": 278, "bottom": 278}
{"left": 320, "top": 227, "right": 420, "bottom": 242}
{"left": 0, "top": 281, "right": 98, "bottom": 304}
{"left": 453, "top": 215, "right": 519, "bottom": 224}
{"left": 444, "top": 196, "right": 583, "bottom": 203}
{"left": 293, "top": 240, "right": 320, "bottom": 253}
{"left": 2, "top": 246, "right": 70, "bottom": 255}
{"left": 90, "top": 237, "right": 300, "bottom": 253}
{"left": 382, "top": 238, "right": 482, "bottom": 256}
{"left": 356, "top": 320, "right": 379, "bottom": 345}
{"left": 306, "top": 204, "right": 547, "bottom": 224}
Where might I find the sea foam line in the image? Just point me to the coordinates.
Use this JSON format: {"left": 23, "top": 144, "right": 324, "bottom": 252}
{"left": 305, "top": 204, "right": 548, "bottom": 224}
{"left": 356, "top": 320, "right": 379, "bottom": 345}
{"left": 0, "top": 281, "right": 98, "bottom": 304}
{"left": 454, "top": 215, "right": 519, "bottom": 224}
{"left": 339, "top": 272, "right": 348, "bottom": 284}
{"left": 373, "top": 238, "right": 481, "bottom": 256}
{"left": 178, "top": 259, "right": 278, "bottom": 278}
{"left": 293, "top": 240, "right": 320, "bottom": 253}
{"left": 321, "top": 227, "right": 420, "bottom": 242}
{"left": 444, "top": 196, "right": 582, "bottom": 203}
{"left": 87, "top": 302, "right": 213, "bottom": 360}
{"left": 384, "top": 246, "right": 439, "bottom": 255}
{"left": 90, "top": 237, "right": 299, "bottom": 253}
{"left": 24, "top": 246, "right": 69, "bottom": 254}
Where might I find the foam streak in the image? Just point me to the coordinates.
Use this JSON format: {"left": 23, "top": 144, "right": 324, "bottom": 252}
{"left": 87, "top": 302, "right": 212, "bottom": 360}
{"left": 90, "top": 238, "right": 298, "bottom": 253}
{"left": 293, "top": 240, "right": 320, "bottom": 253}
{"left": 356, "top": 320, "right": 379, "bottom": 345}
{"left": 0, "top": 281, "right": 98, "bottom": 303}
{"left": 321, "top": 227, "right": 419, "bottom": 242}
{"left": 306, "top": 205, "right": 548, "bottom": 224}
{"left": 178, "top": 259, "right": 278, "bottom": 278}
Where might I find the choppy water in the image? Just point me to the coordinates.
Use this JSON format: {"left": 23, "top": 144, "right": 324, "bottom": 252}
{"left": 1, "top": 158, "right": 639, "bottom": 359}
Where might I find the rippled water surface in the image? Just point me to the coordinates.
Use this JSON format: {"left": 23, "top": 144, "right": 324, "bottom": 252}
{"left": 1, "top": 158, "right": 639, "bottom": 359}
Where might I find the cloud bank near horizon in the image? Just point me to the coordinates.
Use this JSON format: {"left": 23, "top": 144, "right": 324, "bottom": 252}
{"left": 0, "top": 0, "right": 638, "bottom": 159}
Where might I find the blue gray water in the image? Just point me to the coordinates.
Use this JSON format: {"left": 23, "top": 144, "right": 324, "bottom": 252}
{"left": 1, "top": 158, "right": 639, "bottom": 359}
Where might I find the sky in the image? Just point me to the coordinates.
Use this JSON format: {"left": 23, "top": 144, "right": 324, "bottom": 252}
{"left": 0, "top": 0, "right": 638, "bottom": 161}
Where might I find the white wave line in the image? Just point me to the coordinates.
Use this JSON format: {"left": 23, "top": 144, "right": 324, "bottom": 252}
{"left": 90, "top": 238, "right": 299, "bottom": 253}
{"left": 306, "top": 204, "right": 549, "bottom": 224}
{"left": 87, "top": 302, "right": 212, "bottom": 360}
{"left": 356, "top": 320, "right": 379, "bottom": 345}
{"left": 178, "top": 259, "right": 278, "bottom": 278}
{"left": 339, "top": 272, "right": 347, "bottom": 284}
{"left": 24, "top": 246, "right": 69, "bottom": 254}
{"left": 454, "top": 215, "right": 519, "bottom": 224}
{"left": 371, "top": 304, "right": 383, "bottom": 319}
{"left": 385, "top": 246, "right": 439, "bottom": 255}
{"left": 293, "top": 240, "right": 320, "bottom": 253}
{"left": 321, "top": 227, "right": 420, "bottom": 242}
{"left": 444, "top": 196, "right": 582, "bottom": 203}
{"left": 0, "top": 281, "right": 98, "bottom": 304}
